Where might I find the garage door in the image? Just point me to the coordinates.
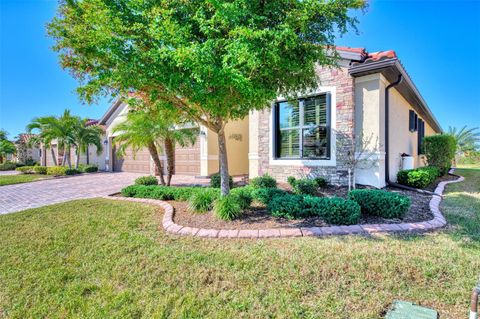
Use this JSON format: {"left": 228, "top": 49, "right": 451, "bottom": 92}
{"left": 113, "top": 142, "right": 151, "bottom": 173}
{"left": 173, "top": 137, "right": 200, "bottom": 175}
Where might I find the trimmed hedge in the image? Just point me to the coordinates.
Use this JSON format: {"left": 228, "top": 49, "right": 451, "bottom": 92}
{"left": 267, "top": 193, "right": 361, "bottom": 225}
{"left": 397, "top": 166, "right": 441, "bottom": 189}
{"left": 46, "top": 166, "right": 67, "bottom": 176}
{"left": 0, "top": 162, "right": 16, "bottom": 171}
{"left": 287, "top": 177, "right": 318, "bottom": 195}
{"left": 120, "top": 185, "right": 218, "bottom": 202}
{"left": 348, "top": 189, "right": 411, "bottom": 219}
{"left": 33, "top": 166, "right": 48, "bottom": 175}
{"left": 16, "top": 166, "right": 35, "bottom": 174}
{"left": 83, "top": 165, "right": 98, "bottom": 173}
{"left": 135, "top": 176, "right": 158, "bottom": 186}
{"left": 423, "top": 134, "right": 456, "bottom": 175}
{"left": 210, "top": 172, "right": 233, "bottom": 188}
{"left": 250, "top": 174, "right": 277, "bottom": 189}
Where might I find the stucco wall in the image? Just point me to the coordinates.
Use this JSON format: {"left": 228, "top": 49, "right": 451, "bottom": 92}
{"left": 204, "top": 117, "right": 250, "bottom": 176}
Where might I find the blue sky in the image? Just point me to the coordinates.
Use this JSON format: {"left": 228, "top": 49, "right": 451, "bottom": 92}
{"left": 1, "top": 0, "right": 479, "bottom": 138}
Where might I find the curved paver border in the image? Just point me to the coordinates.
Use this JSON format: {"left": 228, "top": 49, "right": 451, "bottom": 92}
{"left": 105, "top": 169, "right": 463, "bottom": 238}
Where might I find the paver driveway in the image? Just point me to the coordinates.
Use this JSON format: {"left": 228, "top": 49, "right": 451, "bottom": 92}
{"left": 0, "top": 172, "right": 143, "bottom": 214}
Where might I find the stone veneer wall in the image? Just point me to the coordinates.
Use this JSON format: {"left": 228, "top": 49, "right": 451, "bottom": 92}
{"left": 256, "top": 64, "right": 355, "bottom": 185}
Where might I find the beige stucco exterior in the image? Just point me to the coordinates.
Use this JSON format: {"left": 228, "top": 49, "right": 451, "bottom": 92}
{"left": 354, "top": 73, "right": 441, "bottom": 188}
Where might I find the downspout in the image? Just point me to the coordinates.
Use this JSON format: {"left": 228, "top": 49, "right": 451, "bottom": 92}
{"left": 384, "top": 74, "right": 403, "bottom": 185}
{"left": 384, "top": 74, "right": 440, "bottom": 196}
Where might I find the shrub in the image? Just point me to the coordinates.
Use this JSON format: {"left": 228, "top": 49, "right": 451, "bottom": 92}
{"left": 65, "top": 168, "right": 81, "bottom": 175}
{"left": 397, "top": 166, "right": 441, "bottom": 188}
{"left": 47, "top": 166, "right": 67, "bottom": 176}
{"left": 314, "top": 176, "right": 327, "bottom": 188}
{"left": 303, "top": 196, "right": 361, "bottom": 225}
{"left": 33, "top": 166, "right": 48, "bottom": 175}
{"left": 0, "top": 162, "right": 17, "bottom": 171}
{"left": 119, "top": 185, "right": 217, "bottom": 202}
{"left": 250, "top": 173, "right": 277, "bottom": 189}
{"left": 267, "top": 193, "right": 304, "bottom": 219}
{"left": 287, "top": 176, "right": 296, "bottom": 186}
{"left": 210, "top": 172, "right": 233, "bottom": 188}
{"left": 230, "top": 186, "right": 253, "bottom": 209}
{"left": 214, "top": 195, "right": 242, "bottom": 220}
{"left": 83, "top": 165, "right": 98, "bottom": 173}
{"left": 188, "top": 189, "right": 220, "bottom": 213}
{"left": 423, "top": 134, "right": 456, "bottom": 175}
{"left": 135, "top": 176, "right": 158, "bottom": 186}
{"left": 16, "top": 166, "right": 34, "bottom": 174}
{"left": 251, "top": 188, "right": 288, "bottom": 205}
{"left": 290, "top": 178, "right": 318, "bottom": 195}
{"left": 348, "top": 189, "right": 411, "bottom": 219}
{"left": 24, "top": 158, "right": 37, "bottom": 166}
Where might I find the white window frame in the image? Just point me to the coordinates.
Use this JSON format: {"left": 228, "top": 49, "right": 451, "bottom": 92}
{"left": 269, "top": 86, "right": 337, "bottom": 166}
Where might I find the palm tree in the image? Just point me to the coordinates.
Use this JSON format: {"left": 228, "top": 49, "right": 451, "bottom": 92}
{"left": 448, "top": 126, "right": 480, "bottom": 154}
{"left": 113, "top": 106, "right": 197, "bottom": 186}
{"left": 71, "top": 119, "right": 104, "bottom": 168}
{"left": 26, "top": 116, "right": 60, "bottom": 166}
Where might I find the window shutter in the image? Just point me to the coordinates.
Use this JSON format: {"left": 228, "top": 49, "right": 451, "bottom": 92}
{"left": 414, "top": 113, "right": 418, "bottom": 131}
{"left": 409, "top": 110, "right": 415, "bottom": 132}
{"left": 417, "top": 120, "right": 425, "bottom": 155}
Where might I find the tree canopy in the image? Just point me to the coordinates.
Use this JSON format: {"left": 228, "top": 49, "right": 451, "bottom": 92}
{"left": 48, "top": 0, "right": 365, "bottom": 193}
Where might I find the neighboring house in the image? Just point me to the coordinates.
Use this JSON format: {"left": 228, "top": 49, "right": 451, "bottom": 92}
{"left": 47, "top": 46, "right": 441, "bottom": 189}
{"left": 42, "top": 120, "right": 107, "bottom": 169}
{"left": 14, "top": 134, "right": 41, "bottom": 164}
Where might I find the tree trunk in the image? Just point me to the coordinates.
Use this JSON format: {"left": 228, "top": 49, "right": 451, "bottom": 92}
{"left": 147, "top": 141, "right": 166, "bottom": 185}
{"left": 62, "top": 148, "right": 67, "bottom": 167}
{"left": 49, "top": 147, "right": 57, "bottom": 166}
{"left": 217, "top": 127, "right": 230, "bottom": 196}
{"left": 352, "top": 169, "right": 356, "bottom": 189}
{"left": 75, "top": 147, "right": 80, "bottom": 169}
{"left": 86, "top": 145, "right": 90, "bottom": 165}
{"left": 0, "top": 155, "right": 3, "bottom": 163}
{"left": 164, "top": 137, "right": 175, "bottom": 186}
{"left": 67, "top": 147, "right": 72, "bottom": 168}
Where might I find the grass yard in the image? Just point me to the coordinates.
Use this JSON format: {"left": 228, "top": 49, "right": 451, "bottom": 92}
{"left": 0, "top": 169, "right": 479, "bottom": 318}
{"left": 0, "top": 174, "right": 50, "bottom": 186}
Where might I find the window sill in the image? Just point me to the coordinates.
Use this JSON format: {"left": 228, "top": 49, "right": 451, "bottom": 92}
{"left": 269, "top": 158, "right": 336, "bottom": 167}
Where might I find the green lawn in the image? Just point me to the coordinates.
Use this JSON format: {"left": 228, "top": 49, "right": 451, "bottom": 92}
{"left": 0, "top": 169, "right": 479, "bottom": 318}
{"left": 0, "top": 174, "right": 50, "bottom": 186}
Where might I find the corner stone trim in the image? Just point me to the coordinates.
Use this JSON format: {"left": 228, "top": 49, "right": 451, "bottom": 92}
{"left": 105, "top": 169, "right": 463, "bottom": 239}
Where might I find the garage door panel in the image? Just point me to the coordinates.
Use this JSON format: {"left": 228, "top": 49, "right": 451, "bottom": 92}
{"left": 174, "top": 137, "right": 200, "bottom": 175}
{"left": 113, "top": 141, "right": 150, "bottom": 174}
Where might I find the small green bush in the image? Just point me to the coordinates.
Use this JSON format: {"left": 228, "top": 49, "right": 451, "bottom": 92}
{"left": 348, "top": 189, "right": 411, "bottom": 219}
{"left": 65, "top": 168, "right": 81, "bottom": 175}
{"left": 214, "top": 195, "right": 242, "bottom": 220}
{"left": 121, "top": 185, "right": 138, "bottom": 197}
{"left": 33, "top": 166, "right": 48, "bottom": 175}
{"left": 188, "top": 189, "right": 220, "bottom": 213}
{"left": 397, "top": 166, "right": 441, "bottom": 188}
{"left": 251, "top": 188, "right": 288, "bottom": 205}
{"left": 267, "top": 194, "right": 304, "bottom": 220}
{"left": 24, "top": 158, "right": 37, "bottom": 166}
{"left": 230, "top": 186, "right": 253, "bottom": 209}
{"left": 83, "top": 165, "right": 98, "bottom": 173}
{"left": 16, "top": 166, "right": 35, "bottom": 174}
{"left": 210, "top": 172, "right": 233, "bottom": 188}
{"left": 135, "top": 176, "right": 158, "bottom": 186}
{"left": 314, "top": 177, "right": 327, "bottom": 188}
{"left": 290, "top": 178, "right": 318, "bottom": 195}
{"left": 303, "top": 196, "right": 361, "bottom": 225}
{"left": 250, "top": 173, "right": 277, "bottom": 189}
{"left": 120, "top": 185, "right": 217, "bottom": 202}
{"left": 46, "top": 166, "right": 67, "bottom": 176}
{"left": 0, "top": 162, "right": 17, "bottom": 171}
{"left": 287, "top": 176, "right": 296, "bottom": 186}
{"left": 423, "top": 134, "right": 456, "bottom": 175}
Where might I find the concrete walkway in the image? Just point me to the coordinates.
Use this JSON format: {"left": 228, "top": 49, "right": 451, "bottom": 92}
{"left": 0, "top": 170, "right": 20, "bottom": 176}
{"left": 0, "top": 172, "right": 144, "bottom": 214}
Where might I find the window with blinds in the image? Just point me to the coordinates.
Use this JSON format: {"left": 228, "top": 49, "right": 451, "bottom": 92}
{"left": 274, "top": 94, "right": 330, "bottom": 160}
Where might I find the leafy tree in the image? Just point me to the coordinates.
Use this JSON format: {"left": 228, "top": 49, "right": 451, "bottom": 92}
{"left": 71, "top": 119, "right": 104, "bottom": 168}
{"left": 0, "top": 140, "right": 16, "bottom": 163}
{"left": 113, "top": 101, "right": 197, "bottom": 185}
{"left": 0, "top": 129, "right": 7, "bottom": 141}
{"left": 448, "top": 125, "right": 480, "bottom": 154}
{"left": 48, "top": 0, "right": 364, "bottom": 195}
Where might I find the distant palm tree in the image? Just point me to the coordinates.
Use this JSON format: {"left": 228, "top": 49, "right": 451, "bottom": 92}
{"left": 113, "top": 105, "right": 197, "bottom": 185}
{"left": 448, "top": 126, "right": 480, "bottom": 154}
{"left": 71, "top": 119, "right": 104, "bottom": 168}
{"left": 27, "top": 110, "right": 78, "bottom": 167}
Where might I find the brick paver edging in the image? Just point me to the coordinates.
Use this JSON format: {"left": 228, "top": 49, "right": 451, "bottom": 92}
{"left": 104, "top": 169, "right": 463, "bottom": 238}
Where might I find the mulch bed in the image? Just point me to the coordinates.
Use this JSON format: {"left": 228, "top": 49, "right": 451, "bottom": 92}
{"left": 171, "top": 177, "right": 453, "bottom": 230}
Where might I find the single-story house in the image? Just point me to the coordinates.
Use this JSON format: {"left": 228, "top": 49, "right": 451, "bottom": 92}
{"left": 43, "top": 47, "right": 442, "bottom": 188}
